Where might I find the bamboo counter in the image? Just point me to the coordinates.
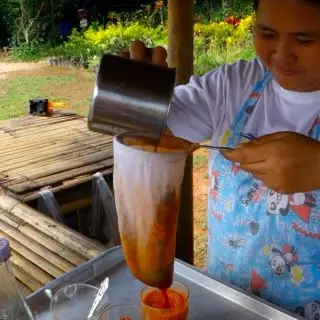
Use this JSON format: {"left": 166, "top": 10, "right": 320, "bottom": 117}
{"left": 0, "top": 113, "right": 114, "bottom": 202}
{"left": 0, "top": 193, "right": 107, "bottom": 296}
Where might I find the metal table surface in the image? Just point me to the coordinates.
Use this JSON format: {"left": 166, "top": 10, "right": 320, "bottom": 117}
{"left": 27, "top": 246, "right": 303, "bottom": 320}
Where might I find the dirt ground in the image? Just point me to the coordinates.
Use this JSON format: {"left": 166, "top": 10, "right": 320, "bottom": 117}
{"left": 0, "top": 61, "right": 47, "bottom": 76}
{"left": 193, "top": 149, "right": 209, "bottom": 268}
{"left": 0, "top": 63, "right": 209, "bottom": 268}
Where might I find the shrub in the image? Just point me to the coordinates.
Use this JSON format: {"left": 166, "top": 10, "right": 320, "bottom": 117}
{"left": 84, "top": 22, "right": 167, "bottom": 53}
{"left": 10, "top": 43, "right": 53, "bottom": 61}
{"left": 194, "top": 15, "right": 255, "bottom": 74}
{"left": 8, "top": 4, "right": 257, "bottom": 77}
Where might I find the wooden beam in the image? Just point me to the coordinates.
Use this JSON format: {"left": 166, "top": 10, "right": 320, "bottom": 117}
{"left": 168, "top": 0, "right": 194, "bottom": 265}
{"left": 167, "top": 0, "right": 194, "bottom": 84}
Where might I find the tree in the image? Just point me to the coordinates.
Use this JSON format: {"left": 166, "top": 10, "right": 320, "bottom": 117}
{"left": 0, "top": 0, "right": 71, "bottom": 46}
{"left": 16, "top": 0, "right": 45, "bottom": 45}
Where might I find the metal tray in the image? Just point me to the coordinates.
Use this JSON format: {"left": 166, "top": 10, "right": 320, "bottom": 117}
{"left": 27, "top": 246, "right": 303, "bottom": 320}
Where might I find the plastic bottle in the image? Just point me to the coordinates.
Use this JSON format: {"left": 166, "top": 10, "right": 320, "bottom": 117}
{"left": 0, "top": 238, "right": 34, "bottom": 320}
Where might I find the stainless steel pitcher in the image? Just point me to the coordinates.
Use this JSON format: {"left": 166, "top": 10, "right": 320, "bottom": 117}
{"left": 88, "top": 54, "right": 176, "bottom": 141}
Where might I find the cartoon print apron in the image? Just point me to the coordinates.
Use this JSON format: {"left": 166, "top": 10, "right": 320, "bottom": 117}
{"left": 207, "top": 71, "right": 320, "bottom": 319}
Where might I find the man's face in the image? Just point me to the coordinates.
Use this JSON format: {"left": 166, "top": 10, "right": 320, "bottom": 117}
{"left": 254, "top": 0, "right": 320, "bottom": 91}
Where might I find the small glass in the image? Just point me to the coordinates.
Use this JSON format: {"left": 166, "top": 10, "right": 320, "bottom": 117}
{"left": 50, "top": 283, "right": 110, "bottom": 320}
{"left": 100, "top": 304, "right": 142, "bottom": 320}
{"left": 140, "top": 281, "right": 189, "bottom": 320}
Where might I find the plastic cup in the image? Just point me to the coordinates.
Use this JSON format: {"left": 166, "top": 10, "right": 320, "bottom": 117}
{"left": 99, "top": 304, "right": 142, "bottom": 320}
{"left": 50, "top": 283, "right": 110, "bottom": 320}
{"left": 140, "top": 282, "right": 189, "bottom": 320}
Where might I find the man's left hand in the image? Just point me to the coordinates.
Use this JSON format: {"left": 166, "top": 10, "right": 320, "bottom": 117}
{"left": 222, "top": 131, "right": 320, "bottom": 194}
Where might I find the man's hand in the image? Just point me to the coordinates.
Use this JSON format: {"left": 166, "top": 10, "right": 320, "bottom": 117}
{"left": 223, "top": 131, "right": 320, "bottom": 194}
{"left": 119, "top": 40, "right": 168, "bottom": 67}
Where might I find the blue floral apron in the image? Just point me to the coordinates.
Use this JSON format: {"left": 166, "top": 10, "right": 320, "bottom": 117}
{"left": 207, "top": 71, "right": 320, "bottom": 319}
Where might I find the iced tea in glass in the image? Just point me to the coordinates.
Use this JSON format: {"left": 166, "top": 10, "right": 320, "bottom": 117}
{"left": 140, "top": 282, "right": 189, "bottom": 320}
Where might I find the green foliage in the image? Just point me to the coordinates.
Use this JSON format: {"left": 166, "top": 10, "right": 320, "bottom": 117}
{"left": 3, "top": 1, "right": 257, "bottom": 76}
{"left": 45, "top": 13, "right": 255, "bottom": 75}
{"left": 10, "top": 43, "right": 53, "bottom": 61}
{"left": 58, "top": 29, "right": 100, "bottom": 61}
{"left": 194, "top": 15, "right": 255, "bottom": 74}
{"left": 0, "top": 0, "right": 69, "bottom": 46}
{"left": 84, "top": 22, "right": 167, "bottom": 53}
{"left": 194, "top": 0, "right": 253, "bottom": 22}
{"left": 49, "top": 21, "right": 167, "bottom": 64}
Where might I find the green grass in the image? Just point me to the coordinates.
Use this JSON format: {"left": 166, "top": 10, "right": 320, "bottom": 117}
{"left": 0, "top": 69, "right": 96, "bottom": 120}
{"left": 72, "top": 97, "right": 93, "bottom": 116}
{"left": 0, "top": 75, "right": 77, "bottom": 120}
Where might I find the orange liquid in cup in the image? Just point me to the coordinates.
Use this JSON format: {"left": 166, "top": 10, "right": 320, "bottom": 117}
{"left": 141, "top": 283, "right": 189, "bottom": 320}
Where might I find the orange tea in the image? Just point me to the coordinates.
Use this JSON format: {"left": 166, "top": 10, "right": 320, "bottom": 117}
{"left": 140, "top": 282, "right": 189, "bottom": 320}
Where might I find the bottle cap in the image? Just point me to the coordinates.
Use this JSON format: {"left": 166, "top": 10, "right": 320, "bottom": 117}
{"left": 0, "top": 238, "right": 10, "bottom": 262}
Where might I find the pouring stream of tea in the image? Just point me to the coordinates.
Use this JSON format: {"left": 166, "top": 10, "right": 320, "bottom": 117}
{"left": 161, "top": 289, "right": 171, "bottom": 308}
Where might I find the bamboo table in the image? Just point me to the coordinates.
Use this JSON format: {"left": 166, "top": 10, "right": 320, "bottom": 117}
{"left": 0, "top": 113, "right": 114, "bottom": 202}
{"left": 0, "top": 113, "right": 116, "bottom": 295}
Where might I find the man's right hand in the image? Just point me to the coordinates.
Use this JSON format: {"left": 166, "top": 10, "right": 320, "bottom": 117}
{"left": 119, "top": 40, "right": 168, "bottom": 67}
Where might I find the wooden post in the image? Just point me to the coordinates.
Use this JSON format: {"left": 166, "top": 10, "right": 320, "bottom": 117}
{"left": 167, "top": 0, "right": 194, "bottom": 265}
{"left": 167, "top": 0, "right": 194, "bottom": 84}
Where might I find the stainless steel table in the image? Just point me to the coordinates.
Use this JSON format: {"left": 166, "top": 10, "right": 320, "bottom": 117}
{"left": 27, "top": 246, "right": 303, "bottom": 320}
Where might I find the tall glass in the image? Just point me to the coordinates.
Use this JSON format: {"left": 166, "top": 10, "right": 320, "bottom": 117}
{"left": 140, "top": 281, "right": 189, "bottom": 320}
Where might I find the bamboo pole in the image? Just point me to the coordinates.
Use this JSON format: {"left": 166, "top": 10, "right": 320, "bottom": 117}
{"left": 18, "top": 225, "right": 85, "bottom": 265}
{"left": 4, "top": 154, "right": 113, "bottom": 192}
{"left": 0, "top": 115, "right": 82, "bottom": 134}
{"left": 168, "top": 0, "right": 194, "bottom": 265}
{"left": 6, "top": 149, "right": 113, "bottom": 179}
{"left": 0, "top": 135, "right": 110, "bottom": 164}
{"left": 10, "top": 250, "right": 54, "bottom": 285}
{"left": 0, "top": 115, "right": 60, "bottom": 132}
{"left": 0, "top": 139, "right": 111, "bottom": 170}
{"left": 0, "top": 127, "right": 105, "bottom": 154}
{"left": 0, "top": 208, "right": 25, "bottom": 228}
{"left": 0, "top": 119, "right": 90, "bottom": 143}
{"left": 8, "top": 158, "right": 113, "bottom": 194}
{"left": 0, "top": 120, "right": 92, "bottom": 139}
{"left": 2, "top": 143, "right": 113, "bottom": 175}
{"left": 22, "top": 168, "right": 113, "bottom": 202}
{"left": 0, "top": 194, "right": 105, "bottom": 259}
{"left": 17, "top": 280, "right": 33, "bottom": 297}
{"left": 0, "top": 128, "right": 99, "bottom": 153}
{"left": 0, "top": 218, "right": 74, "bottom": 272}
{"left": 0, "top": 119, "right": 85, "bottom": 141}
{"left": 0, "top": 231, "right": 65, "bottom": 278}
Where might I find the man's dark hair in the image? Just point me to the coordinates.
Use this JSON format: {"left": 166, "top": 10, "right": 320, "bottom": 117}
{"left": 254, "top": 0, "right": 320, "bottom": 11}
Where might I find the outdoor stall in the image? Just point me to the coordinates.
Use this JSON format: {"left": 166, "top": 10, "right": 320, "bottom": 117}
{"left": 2, "top": 0, "right": 308, "bottom": 319}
